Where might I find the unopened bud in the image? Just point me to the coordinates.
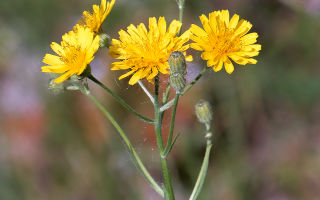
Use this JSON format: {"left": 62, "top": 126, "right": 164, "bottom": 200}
{"left": 168, "top": 51, "right": 186, "bottom": 75}
{"left": 195, "top": 100, "right": 212, "bottom": 125}
{"left": 170, "top": 73, "right": 186, "bottom": 94}
{"left": 99, "top": 33, "right": 111, "bottom": 48}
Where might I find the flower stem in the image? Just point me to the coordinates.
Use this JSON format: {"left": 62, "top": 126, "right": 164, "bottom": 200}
{"left": 189, "top": 139, "right": 212, "bottom": 200}
{"left": 154, "top": 76, "right": 175, "bottom": 200}
{"left": 177, "top": 0, "right": 185, "bottom": 36}
{"left": 163, "top": 94, "right": 180, "bottom": 156}
{"left": 138, "top": 80, "right": 155, "bottom": 105}
{"left": 88, "top": 74, "right": 154, "bottom": 123}
{"left": 160, "top": 67, "right": 208, "bottom": 112}
{"left": 77, "top": 85, "right": 163, "bottom": 197}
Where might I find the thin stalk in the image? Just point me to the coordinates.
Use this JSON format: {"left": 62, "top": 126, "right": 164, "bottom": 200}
{"left": 78, "top": 85, "right": 163, "bottom": 197}
{"left": 163, "top": 82, "right": 171, "bottom": 105}
{"left": 154, "top": 76, "right": 175, "bottom": 200}
{"left": 138, "top": 80, "right": 155, "bottom": 104}
{"left": 160, "top": 67, "right": 208, "bottom": 112}
{"left": 161, "top": 82, "right": 171, "bottom": 121}
{"left": 177, "top": 0, "right": 185, "bottom": 36}
{"left": 163, "top": 94, "right": 180, "bottom": 156}
{"left": 88, "top": 74, "right": 154, "bottom": 123}
{"left": 189, "top": 139, "right": 212, "bottom": 200}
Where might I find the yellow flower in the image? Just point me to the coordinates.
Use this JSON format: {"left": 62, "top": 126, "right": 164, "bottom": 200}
{"left": 190, "top": 10, "right": 261, "bottom": 74}
{"left": 109, "top": 17, "right": 193, "bottom": 85}
{"left": 42, "top": 25, "right": 100, "bottom": 83}
{"left": 80, "top": 0, "right": 115, "bottom": 33}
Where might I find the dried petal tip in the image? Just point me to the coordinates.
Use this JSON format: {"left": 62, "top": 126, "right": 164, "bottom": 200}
{"left": 99, "top": 33, "right": 111, "bottom": 48}
{"left": 170, "top": 73, "right": 186, "bottom": 94}
{"left": 195, "top": 100, "right": 212, "bottom": 125}
{"left": 168, "top": 51, "right": 186, "bottom": 75}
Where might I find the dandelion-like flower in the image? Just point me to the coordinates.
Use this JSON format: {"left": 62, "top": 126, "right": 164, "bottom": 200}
{"left": 42, "top": 25, "right": 100, "bottom": 83}
{"left": 109, "top": 17, "right": 192, "bottom": 85}
{"left": 190, "top": 10, "right": 261, "bottom": 74}
{"left": 80, "top": 0, "right": 115, "bottom": 33}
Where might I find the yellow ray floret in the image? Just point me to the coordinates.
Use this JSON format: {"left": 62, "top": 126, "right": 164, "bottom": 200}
{"left": 41, "top": 25, "right": 100, "bottom": 83}
{"left": 80, "top": 0, "right": 115, "bottom": 33}
{"left": 190, "top": 10, "right": 261, "bottom": 74}
{"left": 109, "top": 17, "right": 193, "bottom": 85}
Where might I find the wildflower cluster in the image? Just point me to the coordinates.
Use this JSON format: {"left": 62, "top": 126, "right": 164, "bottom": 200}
{"left": 42, "top": 0, "right": 115, "bottom": 83}
{"left": 41, "top": 1, "right": 261, "bottom": 200}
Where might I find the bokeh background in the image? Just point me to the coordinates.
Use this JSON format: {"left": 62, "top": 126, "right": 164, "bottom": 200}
{"left": 1, "top": 0, "right": 320, "bottom": 199}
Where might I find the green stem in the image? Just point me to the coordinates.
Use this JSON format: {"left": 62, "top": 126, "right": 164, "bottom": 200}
{"left": 177, "top": 0, "right": 185, "bottom": 36}
{"left": 88, "top": 74, "right": 154, "bottom": 123}
{"left": 138, "top": 80, "right": 155, "bottom": 104}
{"left": 154, "top": 76, "right": 175, "bottom": 200}
{"left": 160, "top": 67, "right": 208, "bottom": 112}
{"left": 189, "top": 139, "right": 212, "bottom": 200}
{"left": 161, "top": 82, "right": 171, "bottom": 121}
{"left": 163, "top": 94, "right": 180, "bottom": 156}
{"left": 78, "top": 86, "right": 163, "bottom": 197}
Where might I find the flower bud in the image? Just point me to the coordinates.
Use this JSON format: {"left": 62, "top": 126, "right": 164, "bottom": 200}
{"left": 168, "top": 51, "right": 186, "bottom": 75}
{"left": 195, "top": 100, "right": 212, "bottom": 125}
{"left": 99, "top": 33, "right": 111, "bottom": 48}
{"left": 170, "top": 73, "right": 186, "bottom": 94}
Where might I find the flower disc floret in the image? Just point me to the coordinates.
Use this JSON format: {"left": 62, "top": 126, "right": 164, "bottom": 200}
{"left": 190, "top": 10, "right": 261, "bottom": 74}
{"left": 109, "top": 17, "right": 193, "bottom": 85}
{"left": 41, "top": 25, "right": 100, "bottom": 83}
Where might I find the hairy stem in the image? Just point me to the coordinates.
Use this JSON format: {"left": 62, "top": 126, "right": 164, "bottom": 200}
{"left": 78, "top": 85, "right": 163, "bottom": 197}
{"left": 88, "top": 74, "right": 154, "bottom": 123}
{"left": 154, "top": 76, "right": 175, "bottom": 200}
{"left": 163, "top": 94, "right": 180, "bottom": 156}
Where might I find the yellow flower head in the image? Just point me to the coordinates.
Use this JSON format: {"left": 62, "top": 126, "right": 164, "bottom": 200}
{"left": 80, "top": 0, "right": 115, "bottom": 33}
{"left": 42, "top": 25, "right": 100, "bottom": 83}
{"left": 190, "top": 10, "right": 261, "bottom": 74}
{"left": 109, "top": 17, "right": 193, "bottom": 85}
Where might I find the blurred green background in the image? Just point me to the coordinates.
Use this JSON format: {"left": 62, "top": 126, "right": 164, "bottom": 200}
{"left": 1, "top": 0, "right": 320, "bottom": 199}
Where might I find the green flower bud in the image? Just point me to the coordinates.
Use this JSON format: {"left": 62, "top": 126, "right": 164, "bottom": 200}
{"left": 170, "top": 73, "right": 186, "bottom": 94}
{"left": 168, "top": 51, "right": 186, "bottom": 75}
{"left": 195, "top": 100, "right": 213, "bottom": 125}
{"left": 99, "top": 33, "right": 111, "bottom": 48}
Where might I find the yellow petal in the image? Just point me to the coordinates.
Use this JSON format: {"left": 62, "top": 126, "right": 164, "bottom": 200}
{"left": 42, "top": 65, "right": 68, "bottom": 73}
{"left": 185, "top": 55, "right": 193, "bottom": 62}
{"left": 119, "top": 70, "right": 136, "bottom": 80}
{"left": 241, "top": 32, "right": 258, "bottom": 45}
{"left": 168, "top": 20, "right": 182, "bottom": 36}
{"left": 190, "top": 43, "right": 204, "bottom": 51}
{"left": 147, "top": 67, "right": 159, "bottom": 81}
{"left": 158, "top": 63, "right": 169, "bottom": 74}
{"left": 54, "top": 71, "right": 73, "bottom": 83}
{"left": 158, "top": 17, "right": 166, "bottom": 36}
{"left": 43, "top": 54, "right": 63, "bottom": 65}
{"left": 51, "top": 42, "right": 65, "bottom": 56}
{"left": 229, "top": 14, "right": 239, "bottom": 29}
{"left": 129, "top": 69, "right": 144, "bottom": 85}
{"left": 190, "top": 24, "right": 207, "bottom": 37}
{"left": 224, "top": 58, "right": 234, "bottom": 74}
{"left": 213, "top": 60, "right": 223, "bottom": 71}
{"left": 220, "top": 10, "right": 230, "bottom": 25}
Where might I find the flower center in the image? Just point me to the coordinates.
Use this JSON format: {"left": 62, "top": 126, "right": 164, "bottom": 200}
{"left": 210, "top": 30, "right": 241, "bottom": 56}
